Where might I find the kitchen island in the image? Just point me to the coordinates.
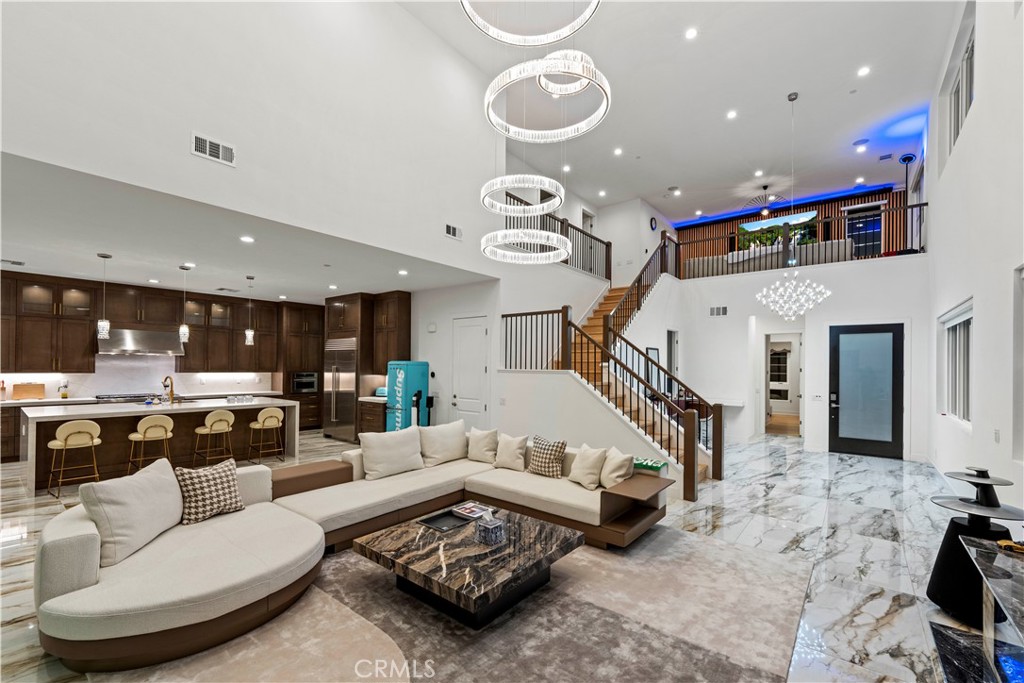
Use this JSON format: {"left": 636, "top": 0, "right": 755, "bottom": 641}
{"left": 20, "top": 397, "right": 300, "bottom": 491}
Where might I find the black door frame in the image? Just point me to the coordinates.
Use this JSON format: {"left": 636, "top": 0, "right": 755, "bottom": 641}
{"left": 828, "top": 323, "right": 904, "bottom": 458}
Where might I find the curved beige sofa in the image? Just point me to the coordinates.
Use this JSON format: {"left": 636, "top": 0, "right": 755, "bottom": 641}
{"left": 35, "top": 464, "right": 325, "bottom": 672}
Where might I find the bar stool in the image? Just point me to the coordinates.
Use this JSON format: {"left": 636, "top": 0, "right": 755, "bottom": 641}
{"left": 192, "top": 410, "right": 235, "bottom": 467}
{"left": 47, "top": 420, "right": 101, "bottom": 498}
{"left": 126, "top": 415, "right": 174, "bottom": 474}
{"left": 247, "top": 407, "right": 285, "bottom": 464}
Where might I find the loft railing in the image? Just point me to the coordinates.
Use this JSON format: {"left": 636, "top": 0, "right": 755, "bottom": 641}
{"left": 606, "top": 327, "right": 722, "bottom": 479}
{"left": 677, "top": 202, "right": 928, "bottom": 280}
{"left": 500, "top": 304, "right": 724, "bottom": 501}
{"left": 603, "top": 231, "right": 679, "bottom": 346}
{"left": 505, "top": 193, "right": 612, "bottom": 280}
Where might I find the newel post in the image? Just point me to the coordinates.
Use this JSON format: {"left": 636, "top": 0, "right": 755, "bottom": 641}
{"left": 659, "top": 231, "right": 669, "bottom": 275}
{"left": 604, "top": 241, "right": 613, "bottom": 281}
{"left": 560, "top": 218, "right": 571, "bottom": 265}
{"left": 712, "top": 403, "right": 724, "bottom": 480}
{"left": 682, "top": 409, "right": 698, "bottom": 502}
{"left": 602, "top": 313, "right": 612, "bottom": 364}
{"left": 560, "top": 305, "right": 572, "bottom": 371}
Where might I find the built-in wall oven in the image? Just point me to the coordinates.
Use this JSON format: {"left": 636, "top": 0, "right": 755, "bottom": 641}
{"left": 290, "top": 372, "right": 319, "bottom": 394}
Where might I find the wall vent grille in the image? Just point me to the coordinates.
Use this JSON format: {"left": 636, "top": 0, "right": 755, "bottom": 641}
{"left": 192, "top": 132, "right": 236, "bottom": 166}
{"left": 215, "top": 287, "right": 240, "bottom": 293}
{"left": 709, "top": 306, "right": 728, "bottom": 317}
{"left": 445, "top": 224, "right": 463, "bottom": 241}
{"left": 878, "top": 153, "right": 893, "bottom": 161}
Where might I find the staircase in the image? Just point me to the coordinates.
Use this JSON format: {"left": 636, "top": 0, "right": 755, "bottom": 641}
{"left": 579, "top": 286, "right": 629, "bottom": 341}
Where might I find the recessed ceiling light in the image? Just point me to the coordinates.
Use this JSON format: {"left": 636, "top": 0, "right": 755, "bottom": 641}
{"left": 754, "top": 169, "right": 764, "bottom": 177}
{"left": 562, "top": 164, "right": 571, "bottom": 172}
{"left": 613, "top": 147, "right": 623, "bottom": 156}
{"left": 328, "top": 284, "right": 338, "bottom": 290}
{"left": 240, "top": 235, "right": 255, "bottom": 243}
{"left": 183, "top": 262, "right": 196, "bottom": 268}
{"left": 726, "top": 110, "right": 737, "bottom": 120}
{"left": 695, "top": 210, "right": 703, "bottom": 216}
{"left": 856, "top": 145, "right": 867, "bottom": 153}
{"left": 278, "top": 295, "right": 287, "bottom": 299}
{"left": 148, "top": 279, "right": 160, "bottom": 284}
{"left": 857, "top": 66, "right": 871, "bottom": 77}
{"left": 598, "top": 190, "right": 607, "bottom": 197}
{"left": 673, "top": 189, "right": 682, "bottom": 197}
{"left": 398, "top": 270, "right": 409, "bottom": 276}
{"left": 684, "top": 27, "right": 698, "bottom": 40}
{"left": 855, "top": 177, "right": 865, "bottom": 184}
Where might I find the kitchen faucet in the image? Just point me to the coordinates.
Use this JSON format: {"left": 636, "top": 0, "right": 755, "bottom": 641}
{"left": 162, "top": 376, "right": 175, "bottom": 403}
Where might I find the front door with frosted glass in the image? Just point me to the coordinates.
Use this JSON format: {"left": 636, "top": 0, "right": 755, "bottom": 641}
{"left": 828, "top": 324, "right": 904, "bottom": 458}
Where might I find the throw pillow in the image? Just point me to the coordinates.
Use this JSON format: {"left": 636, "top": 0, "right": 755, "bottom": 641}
{"left": 527, "top": 435, "right": 567, "bottom": 479}
{"left": 600, "top": 446, "right": 635, "bottom": 489}
{"left": 79, "top": 458, "right": 183, "bottom": 567}
{"left": 494, "top": 433, "right": 528, "bottom": 471}
{"left": 359, "top": 427, "right": 424, "bottom": 480}
{"left": 419, "top": 420, "right": 468, "bottom": 467}
{"left": 468, "top": 427, "right": 499, "bottom": 464}
{"left": 174, "top": 459, "right": 245, "bottom": 525}
{"left": 568, "top": 443, "right": 608, "bottom": 491}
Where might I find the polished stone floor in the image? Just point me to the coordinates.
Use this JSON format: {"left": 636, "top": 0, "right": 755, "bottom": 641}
{"left": 0, "top": 433, "right": 1015, "bottom": 682}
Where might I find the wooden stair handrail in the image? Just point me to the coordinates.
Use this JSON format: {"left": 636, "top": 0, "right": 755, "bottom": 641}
{"left": 607, "top": 328, "right": 710, "bottom": 406}
{"left": 603, "top": 230, "right": 680, "bottom": 347}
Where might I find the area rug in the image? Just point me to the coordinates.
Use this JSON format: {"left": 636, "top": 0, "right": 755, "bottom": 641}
{"left": 316, "top": 524, "right": 812, "bottom": 682}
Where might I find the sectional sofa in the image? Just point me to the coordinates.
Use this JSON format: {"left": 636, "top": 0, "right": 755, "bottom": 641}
{"left": 34, "top": 421, "right": 670, "bottom": 672}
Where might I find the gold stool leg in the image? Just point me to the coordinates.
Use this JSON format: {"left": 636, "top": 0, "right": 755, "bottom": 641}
{"left": 127, "top": 440, "right": 136, "bottom": 475}
{"left": 275, "top": 426, "right": 285, "bottom": 461}
{"left": 163, "top": 437, "right": 170, "bottom": 463}
{"left": 47, "top": 447, "right": 60, "bottom": 498}
{"left": 193, "top": 433, "right": 201, "bottom": 468}
{"left": 55, "top": 446, "right": 69, "bottom": 499}
{"left": 226, "top": 430, "right": 233, "bottom": 460}
{"left": 90, "top": 444, "right": 100, "bottom": 484}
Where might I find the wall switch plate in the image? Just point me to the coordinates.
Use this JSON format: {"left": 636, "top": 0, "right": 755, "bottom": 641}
{"left": 499, "top": 397, "right": 506, "bottom": 406}
{"left": 812, "top": 394, "right": 824, "bottom": 401}
{"left": 994, "top": 429, "right": 1001, "bottom": 444}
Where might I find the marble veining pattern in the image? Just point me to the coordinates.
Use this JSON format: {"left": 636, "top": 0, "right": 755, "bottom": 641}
{"left": 353, "top": 506, "right": 584, "bottom": 613}
{"left": 0, "top": 431, "right": 1007, "bottom": 682}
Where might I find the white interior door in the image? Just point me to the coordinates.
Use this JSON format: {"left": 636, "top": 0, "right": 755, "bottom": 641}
{"left": 452, "top": 316, "right": 489, "bottom": 429}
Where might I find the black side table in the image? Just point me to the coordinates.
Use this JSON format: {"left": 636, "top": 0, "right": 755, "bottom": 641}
{"left": 926, "top": 467, "right": 1023, "bottom": 628}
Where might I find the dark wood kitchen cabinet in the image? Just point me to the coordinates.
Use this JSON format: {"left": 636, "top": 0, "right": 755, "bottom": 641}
{"left": 206, "top": 328, "right": 233, "bottom": 372}
{"left": 326, "top": 293, "right": 371, "bottom": 335}
{"left": 357, "top": 400, "right": 386, "bottom": 436}
{"left": 1, "top": 407, "right": 20, "bottom": 463}
{"left": 17, "top": 280, "right": 94, "bottom": 318}
{"left": 176, "top": 327, "right": 207, "bottom": 373}
{"left": 15, "top": 317, "right": 95, "bottom": 373}
{"left": 232, "top": 330, "right": 278, "bottom": 373}
{"left": 1, "top": 277, "right": 15, "bottom": 315}
{"left": 280, "top": 304, "right": 324, "bottom": 373}
{"left": 103, "top": 285, "right": 142, "bottom": 324}
{"left": 1, "top": 315, "right": 14, "bottom": 373}
{"left": 232, "top": 302, "right": 277, "bottom": 333}
{"left": 371, "top": 291, "right": 411, "bottom": 375}
{"left": 139, "top": 292, "right": 181, "bottom": 325}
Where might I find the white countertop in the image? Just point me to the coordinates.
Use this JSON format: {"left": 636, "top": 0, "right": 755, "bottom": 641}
{"left": 20, "top": 396, "right": 299, "bottom": 422}
{"left": 1, "top": 397, "right": 99, "bottom": 408}
{"left": 358, "top": 396, "right": 388, "bottom": 404}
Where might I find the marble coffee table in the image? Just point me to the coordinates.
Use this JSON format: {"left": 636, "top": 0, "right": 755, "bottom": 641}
{"left": 353, "top": 506, "right": 584, "bottom": 628}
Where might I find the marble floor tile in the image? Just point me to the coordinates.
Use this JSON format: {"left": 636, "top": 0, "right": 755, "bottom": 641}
{"left": 749, "top": 493, "right": 829, "bottom": 527}
{"left": 902, "top": 543, "right": 937, "bottom": 599}
{"left": 824, "top": 499, "right": 902, "bottom": 544}
{"left": 798, "top": 580, "right": 935, "bottom": 682}
{"left": 669, "top": 501, "right": 754, "bottom": 543}
{"left": 814, "top": 532, "right": 915, "bottom": 594}
{"left": 787, "top": 646, "right": 909, "bottom": 682}
{"left": 734, "top": 513, "right": 822, "bottom": 560}
{"left": 828, "top": 477, "right": 907, "bottom": 511}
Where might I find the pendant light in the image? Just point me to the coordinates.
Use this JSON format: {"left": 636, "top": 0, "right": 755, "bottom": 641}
{"left": 178, "top": 265, "right": 191, "bottom": 343}
{"left": 96, "top": 253, "right": 112, "bottom": 340}
{"left": 244, "top": 275, "right": 255, "bottom": 346}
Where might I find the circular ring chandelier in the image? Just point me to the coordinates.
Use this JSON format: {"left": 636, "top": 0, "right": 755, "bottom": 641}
{"left": 537, "top": 50, "right": 594, "bottom": 97}
{"left": 460, "top": 0, "right": 600, "bottom": 47}
{"left": 485, "top": 54, "right": 610, "bottom": 143}
{"left": 481, "top": 229, "right": 572, "bottom": 265}
{"left": 481, "top": 174, "right": 565, "bottom": 217}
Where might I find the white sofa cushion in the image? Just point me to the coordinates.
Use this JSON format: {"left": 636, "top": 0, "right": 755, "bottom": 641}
{"left": 601, "top": 446, "right": 635, "bottom": 489}
{"left": 360, "top": 427, "right": 424, "bottom": 480}
{"left": 494, "top": 433, "right": 527, "bottom": 471}
{"left": 78, "top": 458, "right": 183, "bottom": 568}
{"left": 467, "top": 428, "right": 498, "bottom": 464}
{"left": 419, "top": 420, "right": 468, "bottom": 467}
{"left": 37, "top": 502, "right": 324, "bottom": 641}
{"left": 34, "top": 505, "right": 100, "bottom": 608}
{"left": 464, "top": 469, "right": 603, "bottom": 526}
{"left": 568, "top": 444, "right": 607, "bottom": 491}
{"left": 275, "top": 459, "right": 493, "bottom": 533}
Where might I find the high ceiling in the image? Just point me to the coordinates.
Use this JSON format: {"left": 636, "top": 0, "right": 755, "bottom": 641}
{"left": 401, "top": 1, "right": 959, "bottom": 223}
{"left": 1, "top": 155, "right": 492, "bottom": 305}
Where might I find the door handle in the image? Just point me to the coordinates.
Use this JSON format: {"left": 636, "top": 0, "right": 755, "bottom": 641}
{"left": 830, "top": 403, "right": 840, "bottom": 408}
{"left": 451, "top": 402, "right": 457, "bottom": 407}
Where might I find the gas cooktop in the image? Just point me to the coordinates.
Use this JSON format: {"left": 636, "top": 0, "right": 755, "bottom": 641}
{"left": 95, "top": 393, "right": 159, "bottom": 403}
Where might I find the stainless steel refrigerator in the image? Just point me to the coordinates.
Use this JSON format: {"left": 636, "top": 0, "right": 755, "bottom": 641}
{"left": 323, "top": 337, "right": 357, "bottom": 440}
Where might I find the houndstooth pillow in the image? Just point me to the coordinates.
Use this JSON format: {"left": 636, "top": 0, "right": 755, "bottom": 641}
{"left": 174, "top": 459, "right": 245, "bottom": 525}
{"left": 527, "top": 436, "right": 567, "bottom": 479}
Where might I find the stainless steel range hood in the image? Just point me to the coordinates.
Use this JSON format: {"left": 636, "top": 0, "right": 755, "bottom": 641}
{"left": 97, "top": 329, "right": 185, "bottom": 356}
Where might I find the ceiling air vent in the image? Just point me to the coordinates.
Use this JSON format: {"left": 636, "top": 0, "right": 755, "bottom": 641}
{"left": 192, "top": 132, "right": 236, "bottom": 167}
{"left": 215, "top": 287, "right": 240, "bottom": 293}
{"left": 709, "top": 306, "right": 728, "bottom": 317}
{"left": 445, "top": 224, "right": 463, "bottom": 241}
{"left": 878, "top": 153, "right": 893, "bottom": 161}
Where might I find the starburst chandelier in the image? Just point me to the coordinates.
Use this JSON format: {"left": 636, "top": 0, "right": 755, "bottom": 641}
{"left": 744, "top": 185, "right": 787, "bottom": 217}
{"left": 756, "top": 271, "right": 831, "bottom": 321}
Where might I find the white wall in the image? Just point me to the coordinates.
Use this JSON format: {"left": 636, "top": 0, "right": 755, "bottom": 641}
{"left": 924, "top": 2, "right": 1024, "bottom": 498}
{"left": 504, "top": 153, "right": 597, "bottom": 229}
{"left": 623, "top": 256, "right": 933, "bottom": 458}
{"left": 593, "top": 199, "right": 673, "bottom": 287}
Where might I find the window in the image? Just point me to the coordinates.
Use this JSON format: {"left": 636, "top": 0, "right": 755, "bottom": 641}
{"left": 769, "top": 350, "right": 788, "bottom": 383}
{"left": 943, "top": 309, "right": 972, "bottom": 421}
{"left": 950, "top": 32, "right": 975, "bottom": 149}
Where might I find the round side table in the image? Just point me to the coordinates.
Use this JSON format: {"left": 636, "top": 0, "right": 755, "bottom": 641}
{"left": 926, "top": 467, "right": 1024, "bottom": 628}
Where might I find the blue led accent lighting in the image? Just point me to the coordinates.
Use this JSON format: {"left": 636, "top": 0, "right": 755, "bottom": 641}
{"left": 673, "top": 184, "right": 894, "bottom": 229}
{"left": 997, "top": 652, "right": 1024, "bottom": 683}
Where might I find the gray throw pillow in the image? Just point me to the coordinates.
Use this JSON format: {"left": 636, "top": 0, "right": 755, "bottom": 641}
{"left": 568, "top": 444, "right": 608, "bottom": 491}
{"left": 468, "top": 427, "right": 499, "bottom": 463}
{"left": 600, "top": 447, "right": 635, "bottom": 489}
{"left": 360, "top": 427, "right": 425, "bottom": 480}
{"left": 419, "top": 420, "right": 468, "bottom": 467}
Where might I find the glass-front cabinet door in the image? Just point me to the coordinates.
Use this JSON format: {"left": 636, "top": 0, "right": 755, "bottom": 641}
{"left": 60, "top": 287, "right": 93, "bottom": 317}
{"left": 209, "top": 302, "right": 231, "bottom": 328}
{"left": 184, "top": 300, "right": 207, "bottom": 326}
{"left": 19, "top": 283, "right": 55, "bottom": 316}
